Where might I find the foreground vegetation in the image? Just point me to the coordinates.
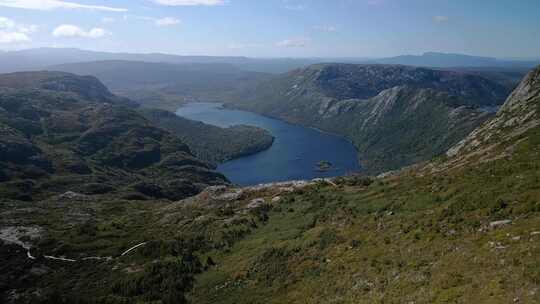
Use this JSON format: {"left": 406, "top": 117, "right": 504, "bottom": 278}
{"left": 1, "top": 121, "right": 538, "bottom": 302}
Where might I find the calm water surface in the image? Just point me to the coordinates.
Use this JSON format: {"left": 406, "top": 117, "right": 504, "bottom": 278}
{"left": 176, "top": 102, "right": 361, "bottom": 185}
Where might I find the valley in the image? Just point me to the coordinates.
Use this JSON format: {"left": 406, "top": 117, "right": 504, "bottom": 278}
{"left": 1, "top": 1, "right": 539, "bottom": 302}
{"left": 0, "top": 48, "right": 539, "bottom": 304}
{"left": 1, "top": 64, "right": 539, "bottom": 303}
{"left": 225, "top": 64, "right": 514, "bottom": 173}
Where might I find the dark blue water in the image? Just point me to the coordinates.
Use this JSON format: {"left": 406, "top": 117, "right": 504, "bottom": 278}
{"left": 176, "top": 102, "right": 361, "bottom": 185}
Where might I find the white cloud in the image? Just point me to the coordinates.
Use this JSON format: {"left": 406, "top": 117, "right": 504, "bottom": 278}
{"left": 101, "top": 17, "right": 116, "bottom": 24}
{"left": 0, "top": 17, "right": 37, "bottom": 44}
{"left": 0, "top": 31, "right": 30, "bottom": 43}
{"left": 127, "top": 15, "right": 182, "bottom": 27}
{"left": 0, "top": 16, "right": 38, "bottom": 33}
{"left": 18, "top": 24, "right": 38, "bottom": 33}
{"left": 315, "top": 25, "right": 337, "bottom": 32}
{"left": 433, "top": 15, "right": 449, "bottom": 23}
{"left": 277, "top": 38, "right": 310, "bottom": 48}
{"left": 0, "top": 0, "right": 127, "bottom": 12}
{"left": 52, "top": 24, "right": 108, "bottom": 38}
{"left": 155, "top": 17, "right": 180, "bottom": 27}
{"left": 0, "top": 17, "right": 15, "bottom": 29}
{"left": 151, "top": 0, "right": 225, "bottom": 6}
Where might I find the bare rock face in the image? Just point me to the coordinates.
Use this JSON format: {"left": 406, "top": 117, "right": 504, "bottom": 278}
{"left": 446, "top": 65, "right": 540, "bottom": 158}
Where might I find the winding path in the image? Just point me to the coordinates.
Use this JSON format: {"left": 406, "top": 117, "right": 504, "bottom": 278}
{"left": 1, "top": 236, "right": 148, "bottom": 263}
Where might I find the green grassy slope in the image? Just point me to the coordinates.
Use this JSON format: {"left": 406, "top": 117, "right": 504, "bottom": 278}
{"left": 2, "top": 125, "right": 537, "bottom": 303}
{"left": 190, "top": 127, "right": 540, "bottom": 303}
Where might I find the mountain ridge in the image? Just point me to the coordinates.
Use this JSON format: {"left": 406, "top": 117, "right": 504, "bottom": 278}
{"left": 226, "top": 63, "right": 510, "bottom": 173}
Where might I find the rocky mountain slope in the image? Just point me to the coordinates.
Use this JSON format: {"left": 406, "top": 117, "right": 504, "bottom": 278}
{"left": 1, "top": 65, "right": 539, "bottom": 304}
{"left": 0, "top": 71, "right": 229, "bottom": 201}
{"left": 447, "top": 66, "right": 540, "bottom": 158}
{"left": 228, "top": 64, "right": 512, "bottom": 173}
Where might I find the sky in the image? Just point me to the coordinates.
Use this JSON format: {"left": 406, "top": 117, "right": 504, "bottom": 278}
{"left": 0, "top": 0, "right": 539, "bottom": 58}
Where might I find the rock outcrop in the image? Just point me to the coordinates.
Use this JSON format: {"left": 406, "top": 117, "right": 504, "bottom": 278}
{"left": 444, "top": 65, "right": 540, "bottom": 162}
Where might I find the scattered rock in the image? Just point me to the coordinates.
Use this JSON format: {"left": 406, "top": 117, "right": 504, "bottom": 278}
{"left": 217, "top": 189, "right": 244, "bottom": 201}
{"left": 271, "top": 196, "right": 281, "bottom": 203}
{"left": 489, "top": 220, "right": 512, "bottom": 228}
{"left": 0, "top": 226, "right": 43, "bottom": 249}
{"left": 247, "top": 198, "right": 265, "bottom": 209}
{"left": 58, "top": 191, "right": 88, "bottom": 201}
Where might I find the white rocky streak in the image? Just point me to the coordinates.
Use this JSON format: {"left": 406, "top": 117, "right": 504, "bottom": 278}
{"left": 120, "top": 242, "right": 148, "bottom": 257}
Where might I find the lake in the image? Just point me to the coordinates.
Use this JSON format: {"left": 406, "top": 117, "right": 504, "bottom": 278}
{"left": 176, "top": 102, "right": 361, "bottom": 185}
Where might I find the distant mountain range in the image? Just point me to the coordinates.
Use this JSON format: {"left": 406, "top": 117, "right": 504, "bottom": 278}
{"left": 0, "top": 48, "right": 538, "bottom": 74}
{"left": 0, "top": 48, "right": 319, "bottom": 74}
{"left": 370, "top": 52, "right": 540, "bottom": 68}
{"left": 49, "top": 60, "right": 272, "bottom": 109}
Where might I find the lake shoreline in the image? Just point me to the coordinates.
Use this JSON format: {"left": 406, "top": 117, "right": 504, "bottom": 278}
{"left": 176, "top": 102, "right": 361, "bottom": 186}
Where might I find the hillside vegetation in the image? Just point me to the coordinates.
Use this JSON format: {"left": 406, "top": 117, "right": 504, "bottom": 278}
{"left": 140, "top": 108, "right": 274, "bottom": 165}
{"left": 0, "top": 72, "right": 232, "bottom": 201}
{"left": 1, "top": 66, "right": 539, "bottom": 303}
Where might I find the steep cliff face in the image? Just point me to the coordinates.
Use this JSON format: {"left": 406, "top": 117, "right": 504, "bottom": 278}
{"left": 442, "top": 65, "right": 540, "bottom": 168}
{"left": 316, "top": 86, "right": 492, "bottom": 172}
{"left": 229, "top": 64, "right": 509, "bottom": 173}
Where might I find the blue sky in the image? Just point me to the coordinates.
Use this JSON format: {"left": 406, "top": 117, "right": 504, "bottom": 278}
{"left": 0, "top": 0, "right": 539, "bottom": 58}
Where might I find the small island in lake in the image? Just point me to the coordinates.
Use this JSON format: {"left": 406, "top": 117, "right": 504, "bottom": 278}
{"left": 316, "top": 160, "right": 333, "bottom": 172}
